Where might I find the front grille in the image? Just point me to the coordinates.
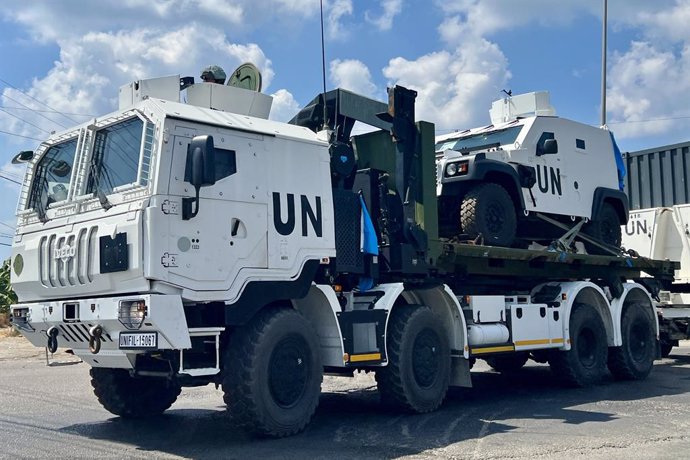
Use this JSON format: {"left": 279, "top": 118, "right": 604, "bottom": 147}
{"left": 39, "top": 226, "right": 98, "bottom": 287}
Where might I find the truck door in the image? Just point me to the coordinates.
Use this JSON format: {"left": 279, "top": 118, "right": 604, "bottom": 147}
{"left": 166, "top": 130, "right": 268, "bottom": 292}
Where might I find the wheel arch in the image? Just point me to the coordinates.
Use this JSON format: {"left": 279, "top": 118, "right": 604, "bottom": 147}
{"left": 592, "top": 187, "right": 629, "bottom": 224}
{"left": 561, "top": 282, "right": 614, "bottom": 348}
{"left": 609, "top": 283, "right": 657, "bottom": 347}
{"left": 291, "top": 285, "right": 345, "bottom": 368}
{"left": 400, "top": 285, "right": 468, "bottom": 358}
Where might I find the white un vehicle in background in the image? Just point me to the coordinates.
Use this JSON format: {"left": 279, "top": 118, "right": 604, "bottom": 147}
{"left": 436, "top": 91, "right": 628, "bottom": 252}
{"left": 8, "top": 67, "right": 674, "bottom": 438}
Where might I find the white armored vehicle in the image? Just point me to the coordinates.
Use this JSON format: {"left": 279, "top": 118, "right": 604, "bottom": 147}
{"left": 436, "top": 91, "right": 628, "bottom": 252}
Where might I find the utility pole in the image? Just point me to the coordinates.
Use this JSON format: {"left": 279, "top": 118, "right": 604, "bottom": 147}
{"left": 600, "top": 0, "right": 608, "bottom": 127}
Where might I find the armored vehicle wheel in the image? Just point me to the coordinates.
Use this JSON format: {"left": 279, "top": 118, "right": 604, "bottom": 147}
{"left": 608, "top": 303, "right": 656, "bottom": 380}
{"left": 90, "top": 368, "right": 181, "bottom": 418}
{"left": 548, "top": 304, "right": 607, "bottom": 387}
{"left": 222, "top": 307, "right": 323, "bottom": 438}
{"left": 584, "top": 202, "right": 621, "bottom": 254}
{"left": 376, "top": 305, "right": 450, "bottom": 413}
{"left": 485, "top": 352, "right": 529, "bottom": 373}
{"left": 461, "top": 183, "right": 516, "bottom": 247}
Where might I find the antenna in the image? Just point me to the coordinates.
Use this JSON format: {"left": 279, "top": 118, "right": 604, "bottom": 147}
{"left": 319, "top": 0, "right": 328, "bottom": 130}
{"left": 600, "top": 0, "right": 608, "bottom": 126}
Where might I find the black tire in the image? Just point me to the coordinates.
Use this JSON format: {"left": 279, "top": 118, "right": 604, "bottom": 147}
{"left": 548, "top": 304, "right": 608, "bottom": 387}
{"left": 90, "top": 367, "right": 180, "bottom": 418}
{"left": 461, "top": 183, "right": 517, "bottom": 247}
{"left": 608, "top": 303, "right": 656, "bottom": 380}
{"left": 222, "top": 308, "right": 322, "bottom": 438}
{"left": 485, "top": 352, "right": 529, "bottom": 373}
{"left": 584, "top": 202, "right": 622, "bottom": 254}
{"left": 376, "top": 305, "right": 450, "bottom": 413}
{"left": 660, "top": 341, "right": 674, "bottom": 358}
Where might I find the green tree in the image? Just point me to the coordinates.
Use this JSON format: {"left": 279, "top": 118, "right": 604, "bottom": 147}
{"left": 0, "top": 259, "right": 17, "bottom": 316}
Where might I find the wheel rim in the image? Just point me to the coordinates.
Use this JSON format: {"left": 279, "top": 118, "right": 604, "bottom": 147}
{"left": 485, "top": 201, "right": 506, "bottom": 234}
{"left": 412, "top": 329, "right": 441, "bottom": 388}
{"left": 268, "top": 334, "right": 310, "bottom": 408}
{"left": 629, "top": 320, "right": 649, "bottom": 362}
{"left": 576, "top": 327, "right": 598, "bottom": 368}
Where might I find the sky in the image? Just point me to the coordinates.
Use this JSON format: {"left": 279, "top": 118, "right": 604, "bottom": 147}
{"left": 1, "top": 0, "right": 690, "bottom": 260}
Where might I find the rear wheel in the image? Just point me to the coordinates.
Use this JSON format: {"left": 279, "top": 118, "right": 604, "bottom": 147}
{"left": 608, "top": 303, "right": 656, "bottom": 380}
{"left": 376, "top": 305, "right": 450, "bottom": 413}
{"left": 90, "top": 368, "right": 180, "bottom": 418}
{"left": 548, "top": 304, "right": 608, "bottom": 387}
{"left": 485, "top": 352, "right": 529, "bottom": 373}
{"left": 461, "top": 183, "right": 517, "bottom": 247}
{"left": 222, "top": 307, "right": 323, "bottom": 438}
{"left": 584, "top": 202, "right": 621, "bottom": 254}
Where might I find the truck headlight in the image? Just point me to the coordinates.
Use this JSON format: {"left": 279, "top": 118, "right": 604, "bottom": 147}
{"left": 118, "top": 300, "right": 147, "bottom": 330}
{"left": 445, "top": 161, "right": 469, "bottom": 177}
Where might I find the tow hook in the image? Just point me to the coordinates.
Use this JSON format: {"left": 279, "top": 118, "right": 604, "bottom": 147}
{"left": 46, "top": 327, "right": 59, "bottom": 353}
{"left": 88, "top": 325, "right": 103, "bottom": 354}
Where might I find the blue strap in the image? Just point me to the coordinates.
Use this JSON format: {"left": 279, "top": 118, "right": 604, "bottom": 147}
{"left": 609, "top": 131, "right": 626, "bottom": 191}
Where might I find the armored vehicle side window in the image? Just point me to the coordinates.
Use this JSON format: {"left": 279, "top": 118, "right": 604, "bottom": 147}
{"left": 87, "top": 117, "right": 143, "bottom": 195}
{"left": 537, "top": 132, "right": 555, "bottom": 155}
{"left": 435, "top": 125, "right": 523, "bottom": 152}
{"left": 28, "top": 138, "right": 78, "bottom": 210}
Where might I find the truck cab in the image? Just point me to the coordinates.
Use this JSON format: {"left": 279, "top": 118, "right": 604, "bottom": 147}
{"left": 436, "top": 91, "right": 628, "bottom": 251}
{"left": 11, "top": 74, "right": 336, "bottom": 365}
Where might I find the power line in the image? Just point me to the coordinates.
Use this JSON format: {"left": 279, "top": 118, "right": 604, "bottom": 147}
{"left": 0, "top": 221, "right": 15, "bottom": 230}
{"left": 0, "top": 128, "right": 44, "bottom": 141}
{"left": 0, "top": 108, "right": 53, "bottom": 135}
{"left": 0, "top": 242, "right": 12, "bottom": 247}
{"left": 0, "top": 77, "right": 80, "bottom": 124}
{"left": 608, "top": 115, "right": 690, "bottom": 125}
{"left": 1, "top": 93, "right": 68, "bottom": 129}
{"left": 0, "top": 105, "right": 93, "bottom": 117}
{"left": 0, "top": 174, "right": 21, "bottom": 185}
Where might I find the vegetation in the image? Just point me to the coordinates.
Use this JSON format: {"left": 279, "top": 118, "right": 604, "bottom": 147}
{"left": 0, "top": 258, "right": 17, "bottom": 328}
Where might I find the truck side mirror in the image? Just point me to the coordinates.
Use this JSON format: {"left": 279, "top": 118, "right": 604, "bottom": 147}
{"left": 539, "top": 139, "right": 558, "bottom": 155}
{"left": 183, "top": 135, "right": 216, "bottom": 220}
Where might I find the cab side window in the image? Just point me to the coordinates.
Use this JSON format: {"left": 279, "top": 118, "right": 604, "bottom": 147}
{"left": 536, "top": 132, "right": 555, "bottom": 156}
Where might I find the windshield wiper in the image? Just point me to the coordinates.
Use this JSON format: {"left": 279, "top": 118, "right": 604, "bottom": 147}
{"left": 89, "top": 154, "right": 113, "bottom": 211}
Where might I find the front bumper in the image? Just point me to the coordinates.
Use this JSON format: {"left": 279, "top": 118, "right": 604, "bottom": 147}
{"left": 10, "top": 294, "right": 191, "bottom": 369}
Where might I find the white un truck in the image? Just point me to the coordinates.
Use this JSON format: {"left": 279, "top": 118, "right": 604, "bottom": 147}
{"left": 622, "top": 141, "right": 690, "bottom": 357}
{"left": 436, "top": 91, "right": 627, "bottom": 253}
{"left": 9, "top": 70, "right": 675, "bottom": 437}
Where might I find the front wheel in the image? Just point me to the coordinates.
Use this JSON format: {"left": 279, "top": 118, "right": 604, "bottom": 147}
{"left": 222, "top": 307, "right": 323, "bottom": 438}
{"left": 608, "top": 303, "right": 656, "bottom": 380}
{"left": 548, "top": 304, "right": 608, "bottom": 387}
{"left": 460, "top": 183, "right": 517, "bottom": 247}
{"left": 376, "top": 305, "right": 450, "bottom": 413}
{"left": 90, "top": 368, "right": 181, "bottom": 418}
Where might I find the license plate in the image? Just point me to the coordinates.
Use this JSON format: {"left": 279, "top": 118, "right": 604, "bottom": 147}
{"left": 119, "top": 332, "right": 158, "bottom": 349}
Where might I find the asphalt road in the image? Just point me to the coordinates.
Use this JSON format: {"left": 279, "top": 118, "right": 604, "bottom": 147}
{"left": 2, "top": 336, "right": 690, "bottom": 459}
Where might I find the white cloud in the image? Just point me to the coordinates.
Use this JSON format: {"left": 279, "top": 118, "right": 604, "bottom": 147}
{"left": 327, "top": 0, "right": 354, "bottom": 40}
{"left": 365, "top": 0, "right": 403, "bottom": 31}
{"left": 269, "top": 89, "right": 300, "bottom": 122}
{"left": 384, "top": 37, "right": 510, "bottom": 131}
{"left": 607, "top": 41, "right": 690, "bottom": 138}
{"left": 330, "top": 59, "right": 378, "bottom": 98}
{"left": 0, "top": 24, "right": 277, "bottom": 141}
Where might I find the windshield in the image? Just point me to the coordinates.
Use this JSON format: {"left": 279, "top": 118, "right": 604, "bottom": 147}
{"left": 436, "top": 125, "right": 523, "bottom": 152}
{"left": 87, "top": 117, "right": 144, "bottom": 195}
{"left": 28, "top": 138, "right": 78, "bottom": 212}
